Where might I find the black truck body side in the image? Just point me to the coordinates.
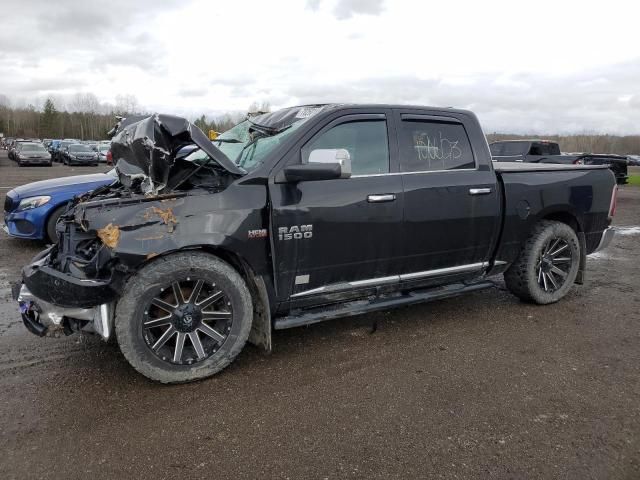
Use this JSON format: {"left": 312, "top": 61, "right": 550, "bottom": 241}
{"left": 19, "top": 105, "right": 616, "bottom": 344}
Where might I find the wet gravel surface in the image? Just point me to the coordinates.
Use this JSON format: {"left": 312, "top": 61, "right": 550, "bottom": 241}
{"left": 1, "top": 152, "right": 639, "bottom": 479}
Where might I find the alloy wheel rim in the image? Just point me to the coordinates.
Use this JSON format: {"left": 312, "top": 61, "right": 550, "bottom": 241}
{"left": 536, "top": 237, "right": 572, "bottom": 293}
{"left": 142, "top": 278, "right": 233, "bottom": 365}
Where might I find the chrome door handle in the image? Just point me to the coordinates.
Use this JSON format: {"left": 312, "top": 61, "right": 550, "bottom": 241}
{"left": 367, "top": 194, "right": 396, "bottom": 203}
{"left": 469, "top": 188, "right": 492, "bottom": 195}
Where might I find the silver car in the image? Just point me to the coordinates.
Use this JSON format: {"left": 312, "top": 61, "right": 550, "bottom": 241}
{"left": 97, "top": 144, "right": 111, "bottom": 162}
{"left": 14, "top": 142, "right": 52, "bottom": 167}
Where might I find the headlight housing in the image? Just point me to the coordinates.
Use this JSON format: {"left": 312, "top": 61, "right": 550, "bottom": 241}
{"left": 17, "top": 196, "right": 51, "bottom": 211}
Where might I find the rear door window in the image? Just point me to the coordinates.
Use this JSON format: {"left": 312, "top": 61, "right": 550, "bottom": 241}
{"left": 398, "top": 119, "right": 475, "bottom": 172}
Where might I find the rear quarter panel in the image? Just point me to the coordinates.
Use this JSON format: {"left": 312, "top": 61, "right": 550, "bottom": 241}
{"left": 494, "top": 168, "right": 615, "bottom": 264}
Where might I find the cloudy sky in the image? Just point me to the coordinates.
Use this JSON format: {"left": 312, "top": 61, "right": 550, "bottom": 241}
{"left": 1, "top": 0, "right": 639, "bottom": 134}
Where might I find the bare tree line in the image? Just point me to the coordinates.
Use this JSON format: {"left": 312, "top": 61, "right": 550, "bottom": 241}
{"left": 0, "top": 95, "right": 271, "bottom": 141}
{"left": 3, "top": 93, "right": 636, "bottom": 155}
{"left": 0, "top": 93, "right": 145, "bottom": 140}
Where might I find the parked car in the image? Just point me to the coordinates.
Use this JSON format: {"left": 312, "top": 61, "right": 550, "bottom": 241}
{"left": 3, "top": 170, "right": 116, "bottom": 241}
{"left": 96, "top": 144, "right": 111, "bottom": 163}
{"left": 60, "top": 143, "right": 99, "bottom": 166}
{"left": 14, "top": 142, "right": 52, "bottom": 167}
{"left": 8, "top": 139, "right": 29, "bottom": 160}
{"left": 48, "top": 139, "right": 61, "bottom": 156}
{"left": 627, "top": 155, "right": 640, "bottom": 167}
{"left": 489, "top": 140, "right": 628, "bottom": 184}
{"left": 52, "top": 140, "right": 76, "bottom": 162}
{"left": 14, "top": 106, "right": 616, "bottom": 383}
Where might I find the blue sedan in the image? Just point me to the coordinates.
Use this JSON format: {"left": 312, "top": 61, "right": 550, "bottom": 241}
{"left": 3, "top": 170, "right": 116, "bottom": 242}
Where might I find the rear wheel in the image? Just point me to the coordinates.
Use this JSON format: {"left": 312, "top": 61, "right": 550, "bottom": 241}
{"left": 504, "top": 220, "right": 580, "bottom": 304}
{"left": 116, "top": 252, "right": 253, "bottom": 383}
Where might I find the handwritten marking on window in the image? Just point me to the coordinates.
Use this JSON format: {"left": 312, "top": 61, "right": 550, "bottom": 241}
{"left": 414, "top": 132, "right": 462, "bottom": 168}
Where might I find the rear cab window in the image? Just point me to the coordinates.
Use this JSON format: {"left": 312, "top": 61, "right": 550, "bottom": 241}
{"left": 529, "top": 142, "right": 561, "bottom": 156}
{"left": 489, "top": 141, "right": 529, "bottom": 156}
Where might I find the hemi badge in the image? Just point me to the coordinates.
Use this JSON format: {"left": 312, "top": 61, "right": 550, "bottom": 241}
{"left": 248, "top": 229, "right": 268, "bottom": 239}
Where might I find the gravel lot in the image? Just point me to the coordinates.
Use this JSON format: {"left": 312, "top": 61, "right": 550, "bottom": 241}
{"left": 1, "top": 152, "right": 638, "bottom": 479}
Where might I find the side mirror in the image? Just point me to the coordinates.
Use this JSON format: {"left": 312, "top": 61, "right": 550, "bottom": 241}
{"left": 283, "top": 163, "right": 342, "bottom": 182}
{"left": 282, "top": 148, "right": 352, "bottom": 183}
{"left": 308, "top": 148, "right": 351, "bottom": 178}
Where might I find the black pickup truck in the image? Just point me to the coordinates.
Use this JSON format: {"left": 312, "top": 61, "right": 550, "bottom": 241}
{"left": 489, "top": 139, "right": 629, "bottom": 184}
{"left": 15, "top": 105, "right": 617, "bottom": 383}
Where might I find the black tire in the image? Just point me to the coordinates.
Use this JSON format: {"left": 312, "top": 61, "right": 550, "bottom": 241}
{"left": 504, "top": 220, "right": 580, "bottom": 304}
{"left": 116, "top": 252, "right": 253, "bottom": 383}
{"left": 45, "top": 204, "right": 67, "bottom": 243}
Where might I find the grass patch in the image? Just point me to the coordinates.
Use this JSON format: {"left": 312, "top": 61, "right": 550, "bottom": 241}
{"left": 627, "top": 175, "right": 640, "bottom": 186}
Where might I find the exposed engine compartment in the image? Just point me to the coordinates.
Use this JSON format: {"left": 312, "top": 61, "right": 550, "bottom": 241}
{"left": 21, "top": 114, "right": 242, "bottom": 311}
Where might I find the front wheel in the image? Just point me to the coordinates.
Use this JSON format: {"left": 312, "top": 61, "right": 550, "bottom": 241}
{"left": 504, "top": 220, "right": 581, "bottom": 304}
{"left": 116, "top": 252, "right": 253, "bottom": 383}
{"left": 45, "top": 204, "right": 68, "bottom": 243}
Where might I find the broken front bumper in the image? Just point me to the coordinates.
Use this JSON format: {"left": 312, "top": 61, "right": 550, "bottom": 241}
{"left": 17, "top": 248, "right": 118, "bottom": 340}
{"left": 13, "top": 283, "right": 115, "bottom": 340}
{"left": 22, "top": 248, "right": 118, "bottom": 308}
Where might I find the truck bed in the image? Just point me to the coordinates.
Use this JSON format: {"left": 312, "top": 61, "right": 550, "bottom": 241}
{"left": 492, "top": 162, "right": 615, "bottom": 267}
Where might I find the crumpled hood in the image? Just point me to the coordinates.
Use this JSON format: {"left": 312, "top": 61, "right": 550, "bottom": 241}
{"left": 110, "top": 113, "right": 245, "bottom": 194}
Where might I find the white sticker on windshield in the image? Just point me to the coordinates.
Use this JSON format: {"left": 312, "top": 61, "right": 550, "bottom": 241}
{"left": 295, "top": 107, "right": 321, "bottom": 119}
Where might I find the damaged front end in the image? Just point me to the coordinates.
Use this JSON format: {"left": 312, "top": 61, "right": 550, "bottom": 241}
{"left": 14, "top": 281, "right": 114, "bottom": 339}
{"left": 17, "top": 114, "right": 241, "bottom": 341}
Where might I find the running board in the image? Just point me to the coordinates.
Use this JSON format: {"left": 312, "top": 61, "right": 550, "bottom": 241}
{"left": 274, "top": 280, "right": 496, "bottom": 330}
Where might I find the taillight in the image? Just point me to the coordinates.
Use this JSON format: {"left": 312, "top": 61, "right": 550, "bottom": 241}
{"left": 106, "top": 150, "right": 113, "bottom": 165}
{"left": 609, "top": 185, "right": 618, "bottom": 219}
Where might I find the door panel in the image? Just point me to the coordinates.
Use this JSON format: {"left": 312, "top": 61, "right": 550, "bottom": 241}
{"left": 269, "top": 113, "right": 403, "bottom": 303}
{"left": 270, "top": 175, "right": 404, "bottom": 300}
{"left": 394, "top": 112, "right": 500, "bottom": 278}
{"left": 401, "top": 170, "right": 500, "bottom": 274}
